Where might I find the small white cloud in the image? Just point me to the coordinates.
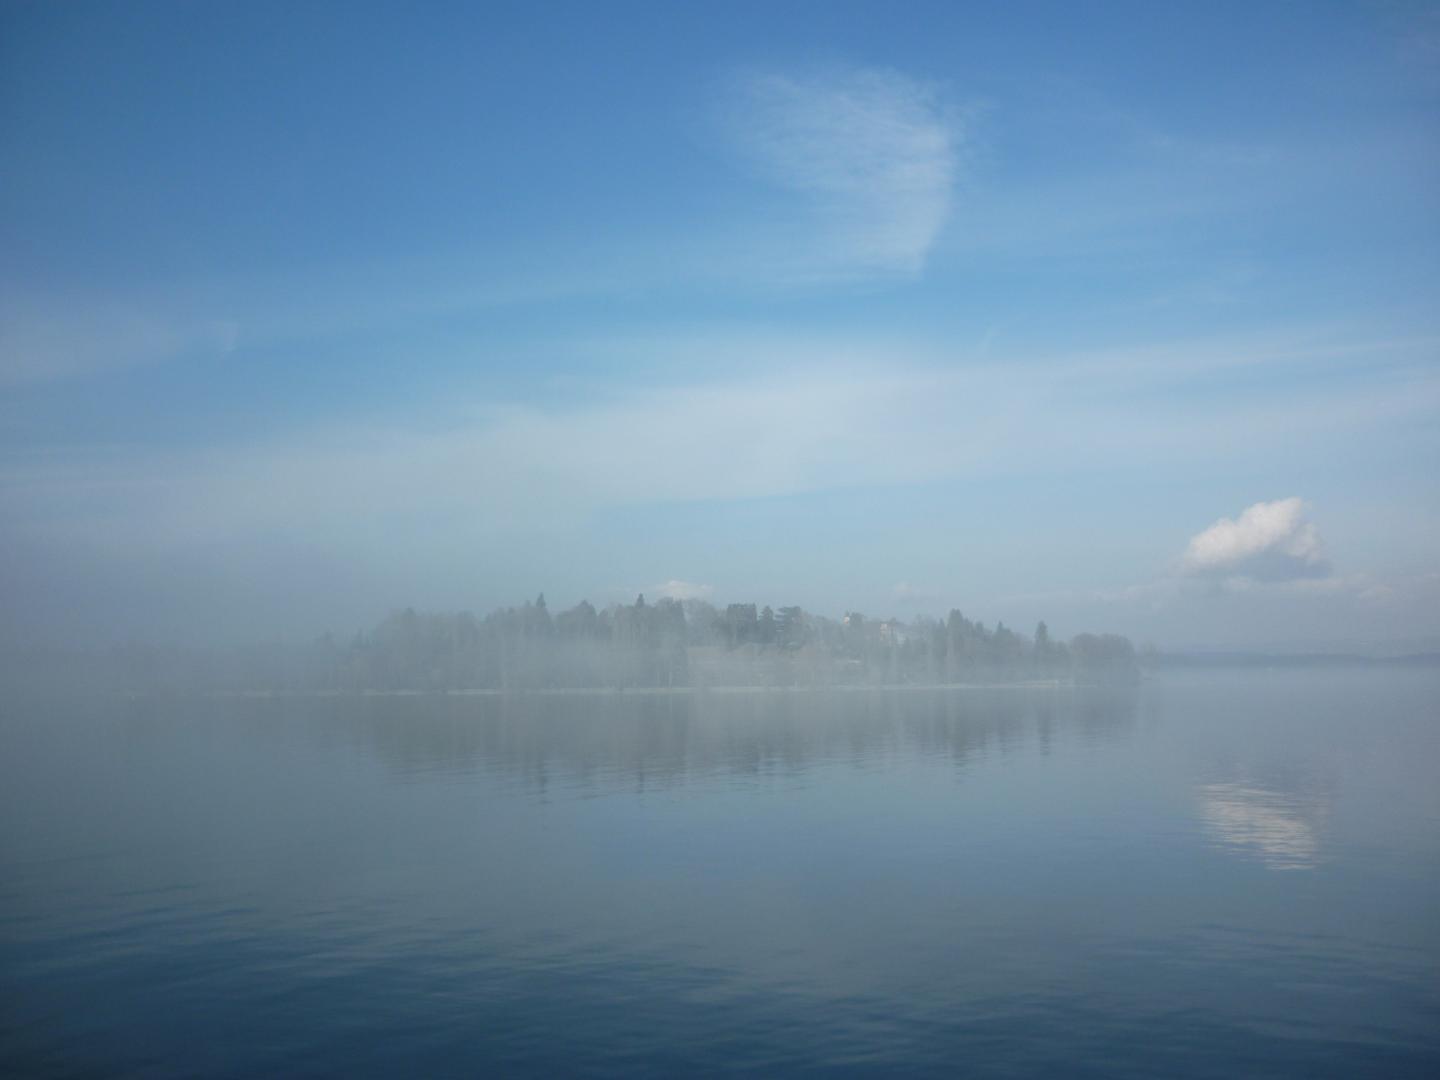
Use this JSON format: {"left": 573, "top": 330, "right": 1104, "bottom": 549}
{"left": 1181, "top": 497, "right": 1330, "bottom": 582}
{"left": 652, "top": 579, "right": 714, "bottom": 601}
{"left": 720, "top": 65, "right": 960, "bottom": 277}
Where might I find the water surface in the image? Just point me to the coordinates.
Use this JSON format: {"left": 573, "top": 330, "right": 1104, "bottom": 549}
{"left": 2, "top": 670, "right": 1437, "bottom": 1076}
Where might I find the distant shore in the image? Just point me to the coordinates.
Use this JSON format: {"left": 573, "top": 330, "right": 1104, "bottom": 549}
{"left": 194, "top": 679, "right": 1080, "bottom": 699}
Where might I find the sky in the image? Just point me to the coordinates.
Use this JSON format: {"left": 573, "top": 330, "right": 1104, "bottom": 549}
{"left": 2, "top": 0, "right": 1438, "bottom": 651}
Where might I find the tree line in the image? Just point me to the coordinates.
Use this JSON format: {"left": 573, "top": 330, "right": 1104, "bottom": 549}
{"left": 272, "top": 594, "right": 1139, "bottom": 692}
{"left": 11, "top": 594, "right": 1140, "bottom": 695}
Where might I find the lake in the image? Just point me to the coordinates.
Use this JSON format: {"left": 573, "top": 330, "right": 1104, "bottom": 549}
{"left": 2, "top": 670, "right": 1437, "bottom": 1077}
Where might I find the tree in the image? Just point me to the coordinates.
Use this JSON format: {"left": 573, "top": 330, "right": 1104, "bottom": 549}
{"left": 530, "top": 593, "right": 553, "bottom": 636}
{"left": 725, "top": 603, "right": 758, "bottom": 646}
{"left": 1070, "top": 633, "right": 1139, "bottom": 684}
{"left": 776, "top": 606, "right": 806, "bottom": 649}
{"left": 758, "top": 605, "right": 777, "bottom": 645}
{"left": 232, "top": 590, "right": 1137, "bottom": 694}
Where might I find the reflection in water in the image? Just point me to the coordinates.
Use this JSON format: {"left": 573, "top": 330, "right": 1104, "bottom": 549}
{"left": 249, "top": 686, "right": 1140, "bottom": 791}
{"left": 1195, "top": 781, "right": 1328, "bottom": 871}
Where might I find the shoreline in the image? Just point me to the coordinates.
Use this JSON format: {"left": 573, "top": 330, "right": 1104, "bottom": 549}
{"left": 191, "top": 679, "right": 1082, "bottom": 699}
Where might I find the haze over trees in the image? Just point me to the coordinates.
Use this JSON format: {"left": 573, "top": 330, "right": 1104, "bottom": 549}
{"left": 49, "top": 594, "right": 1140, "bottom": 695}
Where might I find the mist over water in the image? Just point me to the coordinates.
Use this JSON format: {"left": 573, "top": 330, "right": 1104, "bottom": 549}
{"left": 4, "top": 5, "right": 1439, "bottom": 1077}
{"left": 3, "top": 669, "right": 1437, "bottom": 1077}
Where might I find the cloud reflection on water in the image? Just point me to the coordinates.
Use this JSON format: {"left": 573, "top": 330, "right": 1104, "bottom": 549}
{"left": 1195, "top": 780, "right": 1327, "bottom": 871}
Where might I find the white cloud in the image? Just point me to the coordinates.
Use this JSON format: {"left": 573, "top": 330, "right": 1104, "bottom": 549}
{"left": 651, "top": 580, "right": 714, "bottom": 601}
{"left": 720, "top": 65, "right": 961, "bottom": 277}
{"left": 1181, "top": 498, "right": 1330, "bottom": 582}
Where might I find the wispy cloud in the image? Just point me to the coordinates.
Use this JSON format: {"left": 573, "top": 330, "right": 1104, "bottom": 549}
{"left": 718, "top": 65, "right": 961, "bottom": 278}
{"left": 6, "top": 335, "right": 1437, "bottom": 553}
{"left": 0, "top": 292, "right": 239, "bottom": 386}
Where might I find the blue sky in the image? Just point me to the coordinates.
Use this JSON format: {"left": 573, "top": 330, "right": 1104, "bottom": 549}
{"left": 2, "top": 1, "right": 1438, "bottom": 649}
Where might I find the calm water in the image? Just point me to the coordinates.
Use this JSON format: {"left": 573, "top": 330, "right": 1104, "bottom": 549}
{"left": 2, "top": 670, "right": 1438, "bottom": 1077}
